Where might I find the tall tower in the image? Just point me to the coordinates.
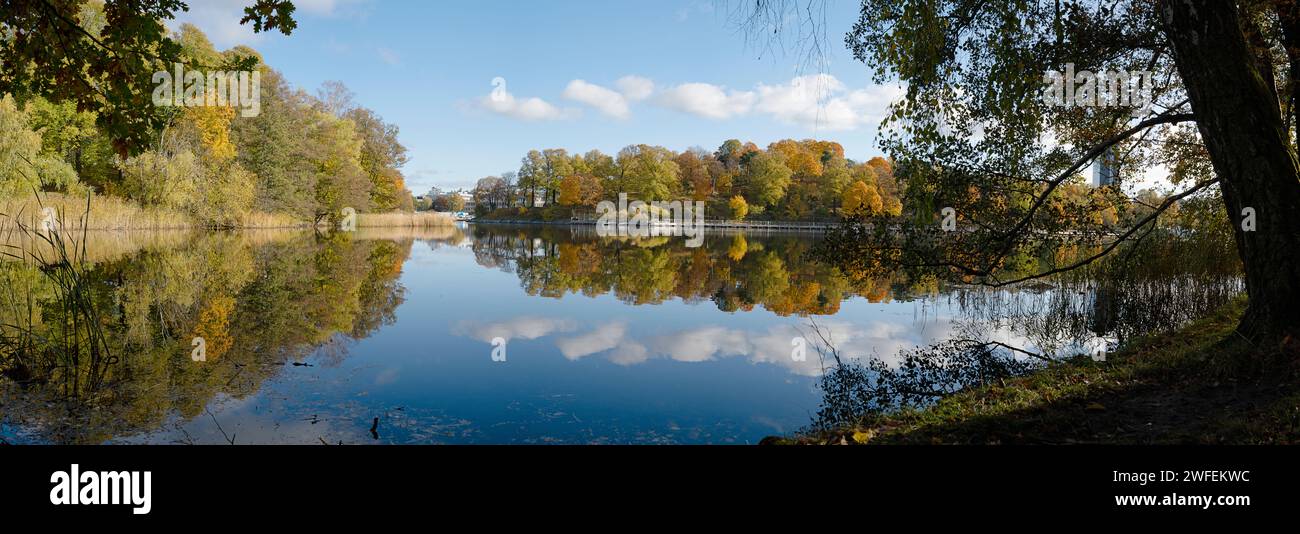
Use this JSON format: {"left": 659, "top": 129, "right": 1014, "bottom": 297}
{"left": 1092, "top": 147, "right": 1119, "bottom": 187}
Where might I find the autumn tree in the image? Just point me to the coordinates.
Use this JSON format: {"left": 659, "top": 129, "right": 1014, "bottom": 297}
{"left": 729, "top": 195, "right": 749, "bottom": 221}
{"left": 473, "top": 175, "right": 512, "bottom": 212}
{"left": 841, "top": 180, "right": 882, "bottom": 217}
{"left": 770, "top": 0, "right": 1300, "bottom": 347}
{"left": 232, "top": 68, "right": 317, "bottom": 219}
{"left": 307, "top": 110, "right": 370, "bottom": 224}
{"left": 675, "top": 149, "right": 713, "bottom": 200}
{"left": 540, "top": 149, "right": 574, "bottom": 204}
{"left": 518, "top": 150, "right": 543, "bottom": 207}
{"left": 616, "top": 144, "right": 680, "bottom": 201}
{"left": 738, "top": 151, "right": 792, "bottom": 209}
{"left": 558, "top": 174, "right": 582, "bottom": 206}
{"left": 0, "top": 1, "right": 299, "bottom": 156}
{"left": 345, "top": 106, "right": 411, "bottom": 211}
{"left": 432, "top": 193, "right": 465, "bottom": 212}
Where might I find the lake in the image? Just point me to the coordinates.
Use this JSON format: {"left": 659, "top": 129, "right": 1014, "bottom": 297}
{"left": 0, "top": 223, "right": 1242, "bottom": 444}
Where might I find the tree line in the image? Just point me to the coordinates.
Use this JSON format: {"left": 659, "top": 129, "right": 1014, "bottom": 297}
{"left": 471, "top": 139, "right": 905, "bottom": 221}
{"left": 0, "top": 4, "right": 412, "bottom": 227}
{"left": 468, "top": 136, "right": 1185, "bottom": 229}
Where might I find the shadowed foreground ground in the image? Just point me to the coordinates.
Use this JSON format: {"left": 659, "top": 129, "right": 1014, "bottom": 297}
{"left": 769, "top": 298, "right": 1300, "bottom": 445}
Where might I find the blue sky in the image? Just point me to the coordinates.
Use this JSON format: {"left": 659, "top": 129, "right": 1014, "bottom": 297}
{"left": 176, "top": 0, "right": 899, "bottom": 193}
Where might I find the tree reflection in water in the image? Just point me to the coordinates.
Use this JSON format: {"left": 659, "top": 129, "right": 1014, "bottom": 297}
{"left": 0, "top": 223, "right": 1240, "bottom": 443}
{"left": 0, "top": 228, "right": 466, "bottom": 443}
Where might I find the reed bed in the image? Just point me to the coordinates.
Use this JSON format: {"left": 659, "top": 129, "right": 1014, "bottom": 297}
{"left": 0, "top": 193, "right": 192, "bottom": 231}
{"left": 356, "top": 211, "right": 456, "bottom": 228}
{"left": 0, "top": 205, "right": 112, "bottom": 385}
{"left": 240, "top": 211, "right": 315, "bottom": 229}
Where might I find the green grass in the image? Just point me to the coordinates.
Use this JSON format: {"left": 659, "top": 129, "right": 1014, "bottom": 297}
{"left": 768, "top": 297, "right": 1300, "bottom": 445}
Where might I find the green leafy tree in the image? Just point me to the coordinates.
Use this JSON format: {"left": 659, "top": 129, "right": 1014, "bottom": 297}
{"left": 345, "top": 106, "right": 411, "bottom": 211}
{"left": 540, "top": 148, "right": 574, "bottom": 204}
{"left": 0, "top": 0, "right": 299, "bottom": 156}
{"left": 518, "top": 151, "right": 543, "bottom": 207}
{"left": 738, "top": 151, "right": 791, "bottom": 208}
{"left": 0, "top": 95, "right": 82, "bottom": 196}
{"left": 117, "top": 150, "right": 200, "bottom": 210}
{"left": 616, "top": 144, "right": 680, "bottom": 201}
{"left": 307, "top": 110, "right": 370, "bottom": 223}
{"left": 232, "top": 68, "right": 317, "bottom": 219}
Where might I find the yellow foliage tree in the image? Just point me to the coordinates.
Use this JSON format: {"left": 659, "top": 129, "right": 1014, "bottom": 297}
{"left": 866, "top": 156, "right": 894, "bottom": 179}
{"left": 193, "top": 295, "right": 236, "bottom": 361}
{"left": 183, "top": 106, "right": 236, "bottom": 164}
{"left": 728, "top": 195, "right": 749, "bottom": 220}
{"left": 558, "top": 174, "right": 582, "bottom": 206}
{"left": 727, "top": 234, "right": 748, "bottom": 261}
{"left": 841, "top": 180, "right": 883, "bottom": 216}
{"left": 768, "top": 139, "right": 824, "bottom": 177}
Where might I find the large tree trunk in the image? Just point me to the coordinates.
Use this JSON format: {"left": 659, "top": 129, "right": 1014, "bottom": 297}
{"left": 1158, "top": 0, "right": 1300, "bottom": 352}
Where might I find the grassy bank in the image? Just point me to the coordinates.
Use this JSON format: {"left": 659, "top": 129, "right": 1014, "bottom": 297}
{"left": 768, "top": 297, "right": 1300, "bottom": 445}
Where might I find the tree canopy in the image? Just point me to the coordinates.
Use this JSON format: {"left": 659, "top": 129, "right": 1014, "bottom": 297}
{"left": 738, "top": 0, "right": 1300, "bottom": 347}
{"left": 0, "top": 0, "right": 298, "bottom": 156}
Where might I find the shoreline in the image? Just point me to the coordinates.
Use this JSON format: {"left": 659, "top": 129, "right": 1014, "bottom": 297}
{"left": 764, "top": 297, "right": 1298, "bottom": 445}
{"left": 469, "top": 217, "right": 838, "bottom": 232}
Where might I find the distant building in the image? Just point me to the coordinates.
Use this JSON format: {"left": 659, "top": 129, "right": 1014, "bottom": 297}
{"left": 516, "top": 191, "right": 545, "bottom": 208}
{"left": 1092, "top": 147, "right": 1119, "bottom": 187}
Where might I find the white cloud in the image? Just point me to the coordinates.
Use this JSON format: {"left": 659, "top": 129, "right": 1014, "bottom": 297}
{"left": 454, "top": 316, "right": 578, "bottom": 344}
{"left": 650, "top": 327, "right": 750, "bottom": 363}
{"left": 562, "top": 80, "right": 630, "bottom": 119}
{"left": 646, "top": 74, "right": 901, "bottom": 131}
{"left": 607, "top": 341, "right": 650, "bottom": 366}
{"left": 616, "top": 75, "right": 656, "bottom": 101}
{"left": 556, "top": 322, "right": 628, "bottom": 360}
{"left": 479, "top": 79, "right": 574, "bottom": 121}
{"left": 656, "top": 83, "right": 756, "bottom": 120}
{"left": 544, "top": 318, "right": 962, "bottom": 377}
{"left": 467, "top": 74, "right": 898, "bottom": 127}
{"left": 754, "top": 74, "right": 903, "bottom": 131}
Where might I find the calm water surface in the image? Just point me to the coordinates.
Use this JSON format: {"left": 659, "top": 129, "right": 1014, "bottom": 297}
{"left": 0, "top": 224, "right": 1240, "bottom": 444}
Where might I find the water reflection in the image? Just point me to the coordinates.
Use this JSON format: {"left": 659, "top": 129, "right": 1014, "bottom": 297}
{"left": 1, "top": 230, "right": 420, "bottom": 443}
{"left": 0, "top": 223, "right": 1240, "bottom": 444}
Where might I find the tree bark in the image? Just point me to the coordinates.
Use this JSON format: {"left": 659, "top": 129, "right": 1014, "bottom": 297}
{"left": 1158, "top": 0, "right": 1300, "bottom": 351}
